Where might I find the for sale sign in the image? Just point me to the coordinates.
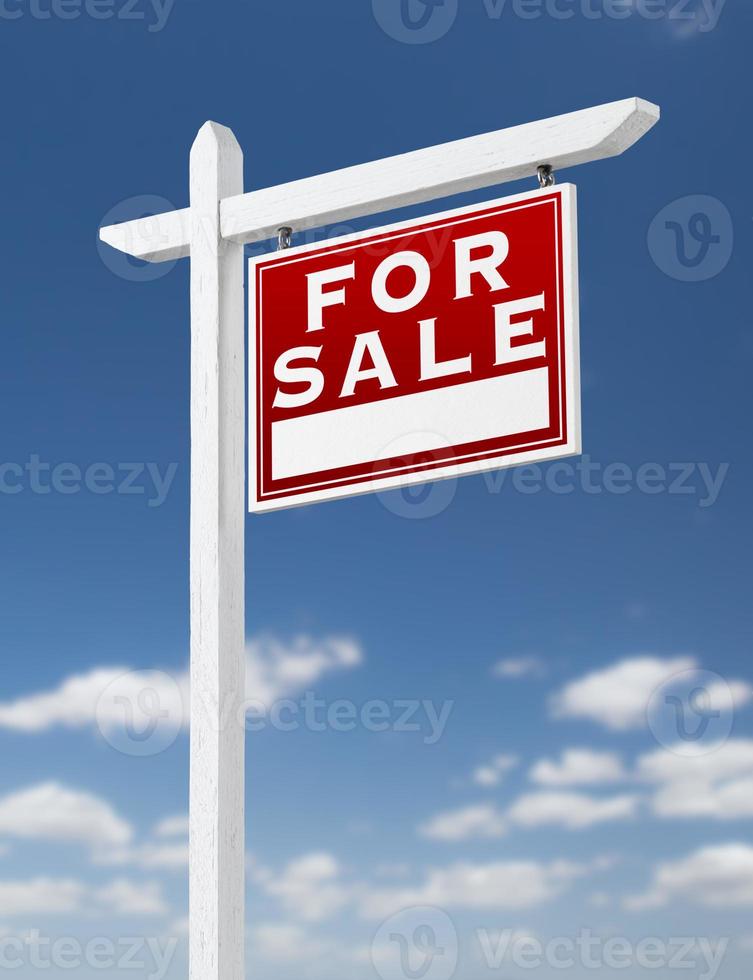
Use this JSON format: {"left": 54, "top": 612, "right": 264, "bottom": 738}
{"left": 249, "top": 185, "right": 580, "bottom": 511}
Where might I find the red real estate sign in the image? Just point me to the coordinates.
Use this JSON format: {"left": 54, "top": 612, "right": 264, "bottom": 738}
{"left": 249, "top": 185, "right": 580, "bottom": 511}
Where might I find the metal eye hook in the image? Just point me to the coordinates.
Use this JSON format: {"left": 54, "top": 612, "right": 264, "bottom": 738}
{"left": 537, "top": 165, "right": 555, "bottom": 188}
{"left": 277, "top": 226, "right": 293, "bottom": 250}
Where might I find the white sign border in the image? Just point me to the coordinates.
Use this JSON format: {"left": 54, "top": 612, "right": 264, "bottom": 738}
{"left": 248, "top": 183, "right": 580, "bottom": 513}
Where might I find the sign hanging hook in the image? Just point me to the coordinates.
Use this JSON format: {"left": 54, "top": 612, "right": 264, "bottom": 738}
{"left": 537, "top": 165, "right": 555, "bottom": 188}
{"left": 278, "top": 226, "right": 293, "bottom": 250}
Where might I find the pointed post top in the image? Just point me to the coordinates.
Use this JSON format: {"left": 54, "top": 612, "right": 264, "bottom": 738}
{"left": 191, "top": 120, "right": 242, "bottom": 158}
{"left": 190, "top": 121, "right": 243, "bottom": 208}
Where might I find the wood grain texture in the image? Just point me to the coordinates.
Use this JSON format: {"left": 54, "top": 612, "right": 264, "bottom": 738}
{"left": 188, "top": 121, "right": 245, "bottom": 980}
{"left": 100, "top": 97, "right": 659, "bottom": 261}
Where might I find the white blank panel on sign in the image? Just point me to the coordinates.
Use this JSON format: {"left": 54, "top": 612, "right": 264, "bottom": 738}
{"left": 272, "top": 368, "right": 550, "bottom": 481}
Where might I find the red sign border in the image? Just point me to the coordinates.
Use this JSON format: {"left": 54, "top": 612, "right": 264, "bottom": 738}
{"left": 249, "top": 184, "right": 580, "bottom": 512}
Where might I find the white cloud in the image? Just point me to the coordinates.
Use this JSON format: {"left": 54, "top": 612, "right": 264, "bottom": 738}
{"left": 0, "top": 668, "right": 134, "bottom": 733}
{"left": 507, "top": 791, "right": 640, "bottom": 830}
{"left": 473, "top": 753, "right": 518, "bottom": 787}
{"left": 251, "top": 922, "right": 332, "bottom": 962}
{"left": 421, "top": 736, "right": 753, "bottom": 846}
{"left": 637, "top": 739, "right": 753, "bottom": 820}
{"left": 97, "top": 841, "right": 189, "bottom": 871}
{"left": 638, "top": 743, "right": 753, "bottom": 783}
{"left": 492, "top": 656, "right": 546, "bottom": 679}
{"left": 250, "top": 921, "right": 368, "bottom": 971}
{"left": 245, "top": 635, "right": 362, "bottom": 707}
{"left": 73, "top": 807, "right": 190, "bottom": 871}
{"left": 626, "top": 843, "right": 753, "bottom": 910}
{"left": 0, "top": 783, "right": 132, "bottom": 849}
{"left": 359, "top": 858, "right": 588, "bottom": 920}
{"left": 419, "top": 804, "right": 507, "bottom": 841}
{"left": 92, "top": 812, "right": 190, "bottom": 868}
{"left": 0, "top": 878, "right": 85, "bottom": 916}
{"left": 256, "top": 850, "right": 602, "bottom": 928}
{"left": 0, "top": 782, "right": 190, "bottom": 871}
{"left": 708, "top": 679, "right": 753, "bottom": 712}
{"left": 0, "top": 874, "right": 168, "bottom": 918}
{"left": 0, "top": 635, "right": 363, "bottom": 735}
{"left": 0, "top": 666, "right": 168, "bottom": 735}
{"left": 137, "top": 843, "right": 189, "bottom": 869}
{"left": 550, "top": 656, "right": 695, "bottom": 730}
{"left": 258, "top": 853, "right": 351, "bottom": 923}
{"left": 530, "top": 749, "right": 627, "bottom": 787}
{"left": 153, "top": 814, "right": 188, "bottom": 839}
{"left": 94, "top": 878, "right": 169, "bottom": 916}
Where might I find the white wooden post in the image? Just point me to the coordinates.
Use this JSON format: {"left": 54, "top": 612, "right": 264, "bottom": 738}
{"left": 97, "top": 97, "right": 660, "bottom": 978}
{"left": 188, "top": 122, "right": 246, "bottom": 980}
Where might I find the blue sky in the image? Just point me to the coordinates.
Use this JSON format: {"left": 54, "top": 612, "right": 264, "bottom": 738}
{"left": 0, "top": 0, "right": 752, "bottom": 977}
